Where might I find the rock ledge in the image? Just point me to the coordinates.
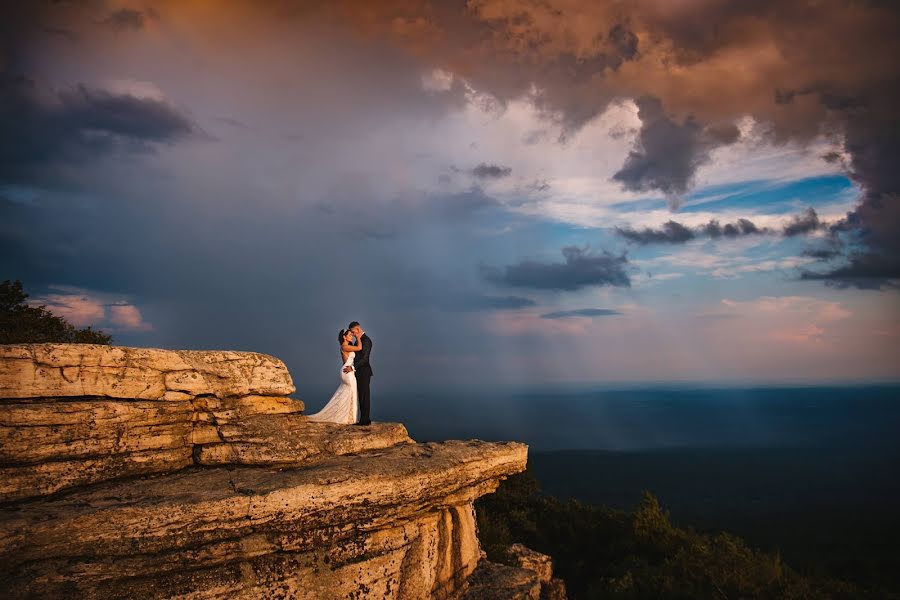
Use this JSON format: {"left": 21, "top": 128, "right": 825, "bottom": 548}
{"left": 0, "top": 344, "right": 538, "bottom": 599}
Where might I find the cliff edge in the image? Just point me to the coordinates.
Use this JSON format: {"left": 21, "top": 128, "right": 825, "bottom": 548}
{"left": 0, "top": 344, "right": 558, "bottom": 599}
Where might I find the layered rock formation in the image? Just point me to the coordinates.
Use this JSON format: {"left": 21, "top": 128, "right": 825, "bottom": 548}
{"left": 0, "top": 344, "right": 542, "bottom": 599}
{"left": 0, "top": 344, "right": 409, "bottom": 502}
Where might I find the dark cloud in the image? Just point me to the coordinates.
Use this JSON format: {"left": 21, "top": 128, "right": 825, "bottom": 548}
{"left": 470, "top": 163, "right": 512, "bottom": 180}
{"left": 8, "top": 1, "right": 900, "bottom": 291}
{"left": 704, "top": 218, "right": 766, "bottom": 238}
{"left": 782, "top": 207, "right": 824, "bottom": 236}
{"left": 326, "top": 0, "right": 900, "bottom": 287}
{"left": 812, "top": 115, "right": 900, "bottom": 286}
{"left": 617, "top": 209, "right": 834, "bottom": 246}
{"left": 540, "top": 308, "right": 622, "bottom": 319}
{"left": 0, "top": 75, "right": 196, "bottom": 185}
{"left": 803, "top": 195, "right": 900, "bottom": 288}
{"left": 99, "top": 9, "right": 146, "bottom": 32}
{"left": 612, "top": 96, "right": 740, "bottom": 205}
{"left": 482, "top": 246, "right": 630, "bottom": 290}
{"left": 444, "top": 295, "right": 537, "bottom": 312}
{"left": 617, "top": 217, "right": 775, "bottom": 245}
{"left": 526, "top": 178, "right": 550, "bottom": 192}
{"left": 616, "top": 220, "right": 695, "bottom": 244}
{"left": 821, "top": 151, "right": 843, "bottom": 165}
{"left": 606, "top": 23, "right": 638, "bottom": 61}
{"left": 802, "top": 243, "right": 843, "bottom": 260}
{"left": 800, "top": 253, "right": 900, "bottom": 290}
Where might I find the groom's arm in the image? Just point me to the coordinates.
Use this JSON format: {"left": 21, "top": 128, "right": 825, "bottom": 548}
{"left": 356, "top": 337, "right": 372, "bottom": 369}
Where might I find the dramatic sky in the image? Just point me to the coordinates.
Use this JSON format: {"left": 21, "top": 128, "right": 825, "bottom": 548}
{"left": 2, "top": 0, "right": 899, "bottom": 394}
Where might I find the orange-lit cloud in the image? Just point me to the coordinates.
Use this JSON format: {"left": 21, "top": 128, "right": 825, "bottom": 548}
{"left": 29, "top": 286, "right": 151, "bottom": 332}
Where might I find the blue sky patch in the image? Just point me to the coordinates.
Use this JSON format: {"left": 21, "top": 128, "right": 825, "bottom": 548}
{"left": 679, "top": 175, "right": 857, "bottom": 215}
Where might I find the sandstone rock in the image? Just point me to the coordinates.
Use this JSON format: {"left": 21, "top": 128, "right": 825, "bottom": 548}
{"left": 0, "top": 440, "right": 528, "bottom": 599}
{"left": 0, "top": 343, "right": 545, "bottom": 598}
{"left": 0, "top": 344, "right": 295, "bottom": 400}
{"left": 0, "top": 399, "right": 195, "bottom": 464}
{"left": 1, "top": 346, "right": 321, "bottom": 501}
{"left": 506, "top": 543, "right": 553, "bottom": 584}
{"left": 503, "top": 544, "right": 567, "bottom": 600}
{"left": 0, "top": 397, "right": 196, "bottom": 501}
{"left": 195, "top": 418, "right": 412, "bottom": 465}
{"left": 190, "top": 394, "right": 305, "bottom": 423}
{"left": 0, "top": 398, "right": 408, "bottom": 502}
{"left": 462, "top": 560, "right": 541, "bottom": 600}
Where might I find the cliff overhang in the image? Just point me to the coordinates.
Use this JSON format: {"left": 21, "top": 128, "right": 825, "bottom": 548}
{"left": 0, "top": 344, "right": 536, "bottom": 599}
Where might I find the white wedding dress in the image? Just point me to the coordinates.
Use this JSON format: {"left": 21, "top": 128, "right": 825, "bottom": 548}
{"left": 306, "top": 352, "right": 358, "bottom": 424}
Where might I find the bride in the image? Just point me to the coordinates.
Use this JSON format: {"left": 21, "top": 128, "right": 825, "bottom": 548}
{"left": 306, "top": 328, "right": 362, "bottom": 424}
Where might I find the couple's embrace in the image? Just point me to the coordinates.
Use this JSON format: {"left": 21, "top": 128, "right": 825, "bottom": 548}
{"left": 307, "top": 321, "right": 373, "bottom": 425}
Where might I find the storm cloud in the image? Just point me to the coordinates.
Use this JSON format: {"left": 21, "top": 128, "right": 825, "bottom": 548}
{"left": 318, "top": 0, "right": 900, "bottom": 285}
{"left": 617, "top": 217, "right": 777, "bottom": 245}
{"left": 801, "top": 253, "right": 900, "bottom": 290}
{"left": 703, "top": 218, "right": 766, "bottom": 239}
{"left": 616, "top": 207, "right": 834, "bottom": 246}
{"left": 1, "top": 0, "right": 898, "bottom": 391}
{"left": 612, "top": 96, "right": 740, "bottom": 205}
{"left": 0, "top": 75, "right": 196, "bottom": 185}
{"left": 616, "top": 220, "right": 696, "bottom": 245}
{"left": 482, "top": 246, "right": 630, "bottom": 291}
{"left": 782, "top": 207, "right": 825, "bottom": 237}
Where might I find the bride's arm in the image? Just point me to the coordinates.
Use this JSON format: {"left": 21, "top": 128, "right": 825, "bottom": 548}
{"left": 341, "top": 340, "right": 362, "bottom": 352}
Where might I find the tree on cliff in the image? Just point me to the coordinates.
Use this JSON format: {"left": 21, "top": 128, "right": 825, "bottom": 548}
{"left": 0, "top": 280, "right": 112, "bottom": 344}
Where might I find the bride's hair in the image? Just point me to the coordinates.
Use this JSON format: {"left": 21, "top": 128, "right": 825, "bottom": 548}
{"left": 338, "top": 328, "right": 347, "bottom": 344}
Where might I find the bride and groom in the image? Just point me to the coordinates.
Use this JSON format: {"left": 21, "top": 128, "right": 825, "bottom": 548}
{"left": 307, "top": 321, "right": 373, "bottom": 425}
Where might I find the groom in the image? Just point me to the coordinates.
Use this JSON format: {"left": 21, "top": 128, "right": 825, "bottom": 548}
{"left": 344, "top": 321, "right": 372, "bottom": 425}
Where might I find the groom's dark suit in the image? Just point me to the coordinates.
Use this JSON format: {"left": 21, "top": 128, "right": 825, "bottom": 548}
{"left": 353, "top": 334, "right": 373, "bottom": 425}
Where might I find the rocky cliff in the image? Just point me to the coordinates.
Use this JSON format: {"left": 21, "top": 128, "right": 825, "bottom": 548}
{"left": 0, "top": 344, "right": 561, "bottom": 599}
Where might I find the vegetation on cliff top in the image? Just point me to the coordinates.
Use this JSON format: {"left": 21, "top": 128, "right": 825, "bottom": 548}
{"left": 0, "top": 280, "right": 112, "bottom": 345}
{"left": 476, "top": 464, "right": 878, "bottom": 599}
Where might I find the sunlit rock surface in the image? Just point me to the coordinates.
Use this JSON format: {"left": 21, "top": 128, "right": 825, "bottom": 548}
{"left": 463, "top": 545, "right": 567, "bottom": 600}
{"left": 0, "top": 344, "right": 534, "bottom": 599}
{"left": 0, "top": 344, "right": 295, "bottom": 400}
